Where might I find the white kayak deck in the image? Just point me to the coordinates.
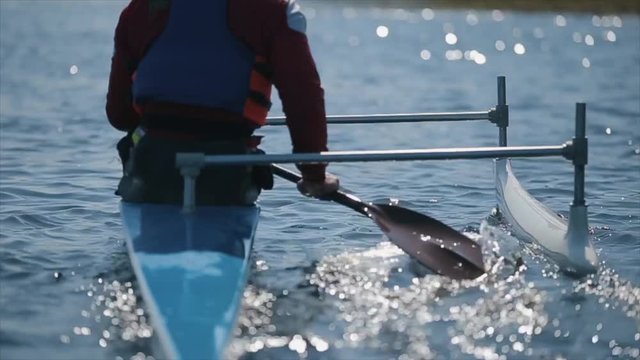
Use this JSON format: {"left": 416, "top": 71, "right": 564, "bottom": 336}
{"left": 121, "top": 203, "right": 259, "bottom": 360}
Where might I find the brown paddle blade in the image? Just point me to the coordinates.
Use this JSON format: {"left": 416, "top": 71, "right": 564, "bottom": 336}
{"left": 366, "top": 204, "right": 485, "bottom": 279}
{"left": 271, "top": 164, "right": 486, "bottom": 279}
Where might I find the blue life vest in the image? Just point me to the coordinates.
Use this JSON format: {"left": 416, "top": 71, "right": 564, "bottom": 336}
{"left": 133, "top": 0, "right": 270, "bottom": 124}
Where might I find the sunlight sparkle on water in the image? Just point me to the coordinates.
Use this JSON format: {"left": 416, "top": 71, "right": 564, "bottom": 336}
{"left": 309, "top": 335, "right": 329, "bottom": 352}
{"left": 605, "top": 30, "right": 617, "bottom": 42}
{"left": 584, "top": 34, "right": 595, "bottom": 46}
{"left": 495, "top": 40, "right": 506, "bottom": 51}
{"left": 376, "top": 25, "right": 389, "bottom": 38}
{"left": 491, "top": 10, "right": 504, "bottom": 22}
{"left": 555, "top": 15, "right": 567, "bottom": 27}
{"left": 594, "top": 15, "right": 623, "bottom": 28}
{"left": 582, "top": 58, "right": 591, "bottom": 68}
{"left": 288, "top": 334, "right": 307, "bottom": 353}
{"left": 466, "top": 12, "right": 479, "bottom": 26}
{"left": 464, "top": 50, "right": 487, "bottom": 65}
{"left": 421, "top": 8, "right": 434, "bottom": 21}
{"left": 513, "top": 43, "right": 526, "bottom": 55}
{"left": 445, "top": 49, "right": 463, "bottom": 61}
{"left": 69, "top": 65, "right": 78, "bottom": 75}
{"left": 420, "top": 49, "right": 431, "bottom": 61}
{"left": 445, "top": 33, "right": 458, "bottom": 45}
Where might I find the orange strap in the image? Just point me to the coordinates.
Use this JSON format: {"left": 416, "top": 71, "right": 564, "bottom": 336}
{"left": 243, "top": 56, "right": 272, "bottom": 126}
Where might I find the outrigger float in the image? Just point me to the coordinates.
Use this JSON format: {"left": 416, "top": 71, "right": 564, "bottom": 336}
{"left": 120, "top": 76, "right": 598, "bottom": 359}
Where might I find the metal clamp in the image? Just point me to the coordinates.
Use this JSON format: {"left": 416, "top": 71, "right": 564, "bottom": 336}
{"left": 488, "top": 105, "right": 509, "bottom": 129}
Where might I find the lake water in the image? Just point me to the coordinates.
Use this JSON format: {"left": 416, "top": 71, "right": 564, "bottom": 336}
{"left": 0, "top": 1, "right": 638, "bottom": 359}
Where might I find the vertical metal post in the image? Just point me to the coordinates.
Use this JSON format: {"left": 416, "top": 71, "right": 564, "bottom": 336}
{"left": 181, "top": 169, "right": 199, "bottom": 213}
{"left": 573, "top": 103, "right": 587, "bottom": 206}
{"left": 176, "top": 153, "right": 205, "bottom": 213}
{"left": 563, "top": 102, "right": 597, "bottom": 275}
{"left": 497, "top": 76, "right": 508, "bottom": 147}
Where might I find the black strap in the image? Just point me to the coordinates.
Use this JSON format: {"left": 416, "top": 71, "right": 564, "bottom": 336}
{"left": 248, "top": 90, "right": 272, "bottom": 109}
{"left": 141, "top": 114, "right": 255, "bottom": 140}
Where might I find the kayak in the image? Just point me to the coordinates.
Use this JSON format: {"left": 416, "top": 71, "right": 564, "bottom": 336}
{"left": 120, "top": 202, "right": 259, "bottom": 360}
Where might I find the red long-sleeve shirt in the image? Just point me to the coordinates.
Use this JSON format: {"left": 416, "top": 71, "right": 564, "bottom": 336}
{"left": 106, "top": 0, "right": 327, "bottom": 180}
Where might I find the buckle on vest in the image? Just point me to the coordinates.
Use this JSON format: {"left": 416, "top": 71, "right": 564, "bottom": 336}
{"left": 131, "top": 126, "right": 146, "bottom": 146}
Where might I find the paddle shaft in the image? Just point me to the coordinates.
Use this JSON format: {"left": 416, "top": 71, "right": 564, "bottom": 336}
{"left": 271, "top": 164, "right": 368, "bottom": 216}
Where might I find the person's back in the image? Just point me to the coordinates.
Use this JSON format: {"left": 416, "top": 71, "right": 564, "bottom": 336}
{"left": 133, "top": 0, "right": 255, "bottom": 115}
{"left": 106, "top": 0, "right": 338, "bottom": 205}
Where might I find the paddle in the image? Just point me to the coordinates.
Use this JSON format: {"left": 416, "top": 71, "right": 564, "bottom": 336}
{"left": 271, "top": 164, "right": 486, "bottom": 280}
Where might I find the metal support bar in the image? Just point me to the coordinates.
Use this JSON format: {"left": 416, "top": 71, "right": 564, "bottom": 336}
{"left": 572, "top": 103, "right": 588, "bottom": 206}
{"left": 492, "top": 76, "right": 509, "bottom": 147}
{"left": 265, "top": 111, "right": 491, "bottom": 126}
{"left": 193, "top": 144, "right": 568, "bottom": 167}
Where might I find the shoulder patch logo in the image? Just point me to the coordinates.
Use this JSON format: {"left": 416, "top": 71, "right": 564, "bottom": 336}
{"left": 286, "top": 0, "right": 307, "bottom": 34}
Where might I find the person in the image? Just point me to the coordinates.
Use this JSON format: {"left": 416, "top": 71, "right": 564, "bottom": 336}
{"left": 106, "top": 0, "right": 339, "bottom": 205}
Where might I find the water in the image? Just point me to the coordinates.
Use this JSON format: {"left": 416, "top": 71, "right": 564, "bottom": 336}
{"left": 1, "top": 1, "right": 639, "bottom": 359}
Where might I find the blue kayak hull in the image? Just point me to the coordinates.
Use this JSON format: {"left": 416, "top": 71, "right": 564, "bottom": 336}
{"left": 120, "top": 202, "right": 259, "bottom": 360}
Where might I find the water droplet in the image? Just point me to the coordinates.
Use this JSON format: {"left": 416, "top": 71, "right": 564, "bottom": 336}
{"left": 582, "top": 58, "right": 591, "bottom": 68}
{"left": 605, "top": 127, "right": 612, "bottom": 135}
{"left": 420, "top": 49, "right": 431, "bottom": 60}
{"left": 513, "top": 43, "right": 526, "bottom": 55}
{"left": 555, "top": 15, "right": 567, "bottom": 27}
{"left": 495, "top": 40, "right": 506, "bottom": 51}
{"left": 69, "top": 65, "right": 79, "bottom": 75}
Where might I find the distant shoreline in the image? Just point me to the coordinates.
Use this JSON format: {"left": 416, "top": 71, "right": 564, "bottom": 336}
{"left": 317, "top": 0, "right": 640, "bottom": 14}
